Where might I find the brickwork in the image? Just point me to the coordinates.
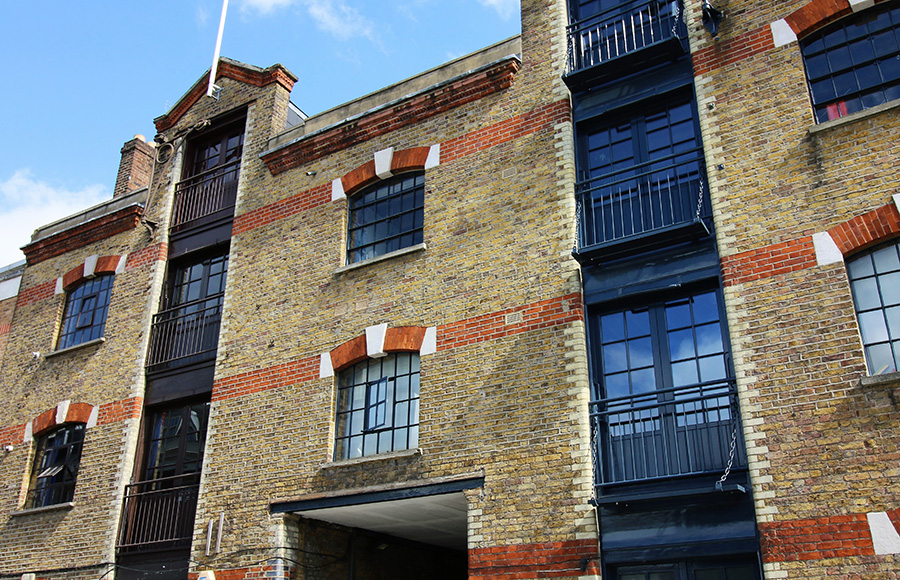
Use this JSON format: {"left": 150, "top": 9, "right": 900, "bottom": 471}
{"left": 113, "top": 137, "right": 155, "bottom": 199}
{"left": 691, "top": 0, "right": 900, "bottom": 575}
{"left": 469, "top": 540, "right": 600, "bottom": 580}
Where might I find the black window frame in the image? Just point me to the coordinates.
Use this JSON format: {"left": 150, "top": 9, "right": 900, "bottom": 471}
{"left": 28, "top": 423, "right": 86, "bottom": 508}
{"left": 589, "top": 282, "right": 744, "bottom": 487}
{"left": 846, "top": 238, "right": 900, "bottom": 375}
{"left": 575, "top": 90, "right": 710, "bottom": 253}
{"left": 801, "top": 1, "right": 900, "bottom": 123}
{"left": 335, "top": 352, "right": 421, "bottom": 460}
{"left": 142, "top": 400, "right": 211, "bottom": 486}
{"left": 346, "top": 172, "right": 425, "bottom": 264}
{"left": 58, "top": 274, "right": 114, "bottom": 350}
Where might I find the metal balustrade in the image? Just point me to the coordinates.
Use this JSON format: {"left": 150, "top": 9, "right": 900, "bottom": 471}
{"left": 117, "top": 474, "right": 200, "bottom": 551}
{"left": 576, "top": 148, "right": 709, "bottom": 251}
{"left": 172, "top": 159, "right": 240, "bottom": 232}
{"left": 567, "top": 0, "right": 685, "bottom": 73}
{"left": 146, "top": 297, "right": 223, "bottom": 373}
{"left": 590, "top": 381, "right": 745, "bottom": 487}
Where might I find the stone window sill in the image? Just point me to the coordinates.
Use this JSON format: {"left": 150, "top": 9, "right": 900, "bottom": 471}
{"left": 44, "top": 337, "right": 106, "bottom": 359}
{"left": 859, "top": 371, "right": 900, "bottom": 388}
{"left": 320, "top": 448, "right": 423, "bottom": 469}
{"left": 808, "top": 99, "right": 900, "bottom": 135}
{"left": 11, "top": 501, "right": 75, "bottom": 516}
{"left": 334, "top": 243, "right": 426, "bottom": 275}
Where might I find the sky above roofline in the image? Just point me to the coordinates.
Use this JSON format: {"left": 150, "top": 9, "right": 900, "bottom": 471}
{"left": 0, "top": 0, "right": 520, "bottom": 266}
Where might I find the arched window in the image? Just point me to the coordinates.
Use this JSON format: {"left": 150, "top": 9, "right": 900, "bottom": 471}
{"left": 847, "top": 239, "right": 900, "bottom": 374}
{"left": 347, "top": 172, "right": 424, "bottom": 264}
{"left": 801, "top": 2, "right": 900, "bottom": 123}
{"left": 28, "top": 423, "right": 85, "bottom": 508}
{"left": 335, "top": 352, "right": 420, "bottom": 459}
{"left": 58, "top": 274, "right": 114, "bottom": 349}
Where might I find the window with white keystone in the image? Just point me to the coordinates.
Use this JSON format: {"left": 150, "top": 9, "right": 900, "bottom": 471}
{"left": 58, "top": 274, "right": 113, "bottom": 349}
{"left": 335, "top": 352, "right": 420, "bottom": 459}
{"left": 801, "top": 2, "right": 900, "bottom": 123}
{"left": 28, "top": 423, "right": 85, "bottom": 508}
{"left": 347, "top": 172, "right": 424, "bottom": 264}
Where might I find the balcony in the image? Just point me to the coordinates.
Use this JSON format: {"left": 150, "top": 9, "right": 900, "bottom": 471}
{"left": 565, "top": 0, "right": 687, "bottom": 89}
{"left": 146, "top": 296, "right": 223, "bottom": 374}
{"left": 574, "top": 148, "right": 711, "bottom": 262}
{"left": 172, "top": 159, "right": 239, "bottom": 233}
{"left": 117, "top": 474, "right": 200, "bottom": 553}
{"left": 590, "top": 380, "right": 746, "bottom": 494}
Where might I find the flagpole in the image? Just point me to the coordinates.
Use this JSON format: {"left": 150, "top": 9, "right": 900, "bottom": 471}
{"left": 207, "top": 0, "right": 230, "bottom": 98}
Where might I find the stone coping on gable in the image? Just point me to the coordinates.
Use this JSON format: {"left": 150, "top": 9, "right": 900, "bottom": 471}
{"left": 262, "top": 36, "right": 522, "bottom": 155}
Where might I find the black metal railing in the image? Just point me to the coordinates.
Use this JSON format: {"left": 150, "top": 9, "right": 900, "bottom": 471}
{"left": 172, "top": 160, "right": 240, "bottom": 232}
{"left": 567, "top": 0, "right": 685, "bottom": 73}
{"left": 117, "top": 473, "right": 200, "bottom": 552}
{"left": 576, "top": 148, "right": 709, "bottom": 251}
{"left": 590, "top": 380, "right": 745, "bottom": 487}
{"left": 146, "top": 296, "right": 223, "bottom": 373}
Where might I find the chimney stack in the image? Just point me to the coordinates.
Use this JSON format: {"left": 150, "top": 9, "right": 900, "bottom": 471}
{"left": 113, "top": 135, "right": 155, "bottom": 198}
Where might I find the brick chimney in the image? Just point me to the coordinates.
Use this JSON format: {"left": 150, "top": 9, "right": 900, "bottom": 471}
{"left": 113, "top": 135, "right": 155, "bottom": 198}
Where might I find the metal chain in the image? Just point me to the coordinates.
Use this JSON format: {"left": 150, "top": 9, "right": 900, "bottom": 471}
{"left": 695, "top": 176, "right": 706, "bottom": 221}
{"left": 671, "top": 0, "right": 682, "bottom": 36}
{"left": 574, "top": 197, "right": 583, "bottom": 252}
{"left": 716, "top": 423, "right": 738, "bottom": 490}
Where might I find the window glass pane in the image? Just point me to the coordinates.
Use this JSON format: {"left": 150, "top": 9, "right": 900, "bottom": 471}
{"left": 872, "top": 244, "right": 900, "bottom": 272}
{"left": 669, "top": 329, "right": 696, "bottom": 360}
{"left": 851, "top": 277, "right": 882, "bottom": 310}
{"left": 865, "top": 343, "right": 895, "bottom": 374}
{"left": 859, "top": 309, "right": 889, "bottom": 344}
{"left": 631, "top": 368, "right": 656, "bottom": 394}
{"left": 696, "top": 323, "right": 724, "bottom": 356}
{"left": 628, "top": 337, "right": 654, "bottom": 367}
{"left": 604, "top": 342, "right": 628, "bottom": 373}
{"left": 699, "top": 355, "right": 727, "bottom": 382}
{"left": 671, "top": 360, "right": 699, "bottom": 386}
{"left": 348, "top": 172, "right": 424, "bottom": 263}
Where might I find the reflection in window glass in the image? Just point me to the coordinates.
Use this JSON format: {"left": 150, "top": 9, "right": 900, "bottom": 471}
{"left": 801, "top": 2, "right": 900, "bottom": 122}
{"left": 847, "top": 239, "right": 900, "bottom": 374}
{"left": 335, "top": 353, "right": 420, "bottom": 459}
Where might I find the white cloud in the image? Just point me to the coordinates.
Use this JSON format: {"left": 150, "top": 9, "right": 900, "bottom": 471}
{"left": 0, "top": 170, "right": 108, "bottom": 266}
{"left": 302, "top": 0, "right": 377, "bottom": 42}
{"left": 240, "top": 0, "right": 295, "bottom": 14}
{"left": 477, "top": 0, "right": 519, "bottom": 20}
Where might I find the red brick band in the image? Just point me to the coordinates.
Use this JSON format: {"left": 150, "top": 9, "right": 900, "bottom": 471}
{"left": 759, "top": 513, "right": 876, "bottom": 562}
{"left": 721, "top": 237, "right": 818, "bottom": 286}
{"left": 0, "top": 323, "right": 9, "bottom": 336}
{"left": 231, "top": 184, "right": 331, "bottom": 237}
{"left": 22, "top": 205, "right": 143, "bottom": 266}
{"left": 441, "top": 100, "right": 571, "bottom": 165}
{"left": 97, "top": 397, "right": 143, "bottom": 425}
{"left": 237, "top": 99, "right": 569, "bottom": 237}
{"left": 469, "top": 540, "right": 600, "bottom": 580}
{"left": 693, "top": 25, "right": 776, "bottom": 77}
{"left": 261, "top": 58, "right": 521, "bottom": 175}
{"left": 438, "top": 293, "right": 584, "bottom": 351}
{"left": 213, "top": 294, "right": 583, "bottom": 402}
{"left": 16, "top": 280, "right": 56, "bottom": 307}
{"left": 126, "top": 242, "right": 168, "bottom": 270}
{"left": 212, "top": 356, "right": 320, "bottom": 402}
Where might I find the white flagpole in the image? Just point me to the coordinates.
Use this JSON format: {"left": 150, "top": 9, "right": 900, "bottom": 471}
{"left": 207, "top": 0, "right": 230, "bottom": 98}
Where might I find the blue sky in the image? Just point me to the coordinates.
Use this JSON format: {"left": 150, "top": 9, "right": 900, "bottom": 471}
{"left": 0, "top": 0, "right": 520, "bottom": 266}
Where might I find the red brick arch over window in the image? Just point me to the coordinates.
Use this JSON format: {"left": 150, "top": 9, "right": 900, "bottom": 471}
{"left": 330, "top": 326, "right": 428, "bottom": 373}
{"left": 28, "top": 402, "right": 97, "bottom": 438}
{"left": 828, "top": 203, "right": 900, "bottom": 257}
{"left": 61, "top": 255, "right": 124, "bottom": 292}
{"left": 340, "top": 147, "right": 432, "bottom": 197}
{"left": 784, "top": 0, "right": 889, "bottom": 38}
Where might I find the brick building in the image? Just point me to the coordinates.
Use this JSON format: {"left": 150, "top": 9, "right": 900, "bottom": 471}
{"left": 1, "top": 0, "right": 899, "bottom": 579}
